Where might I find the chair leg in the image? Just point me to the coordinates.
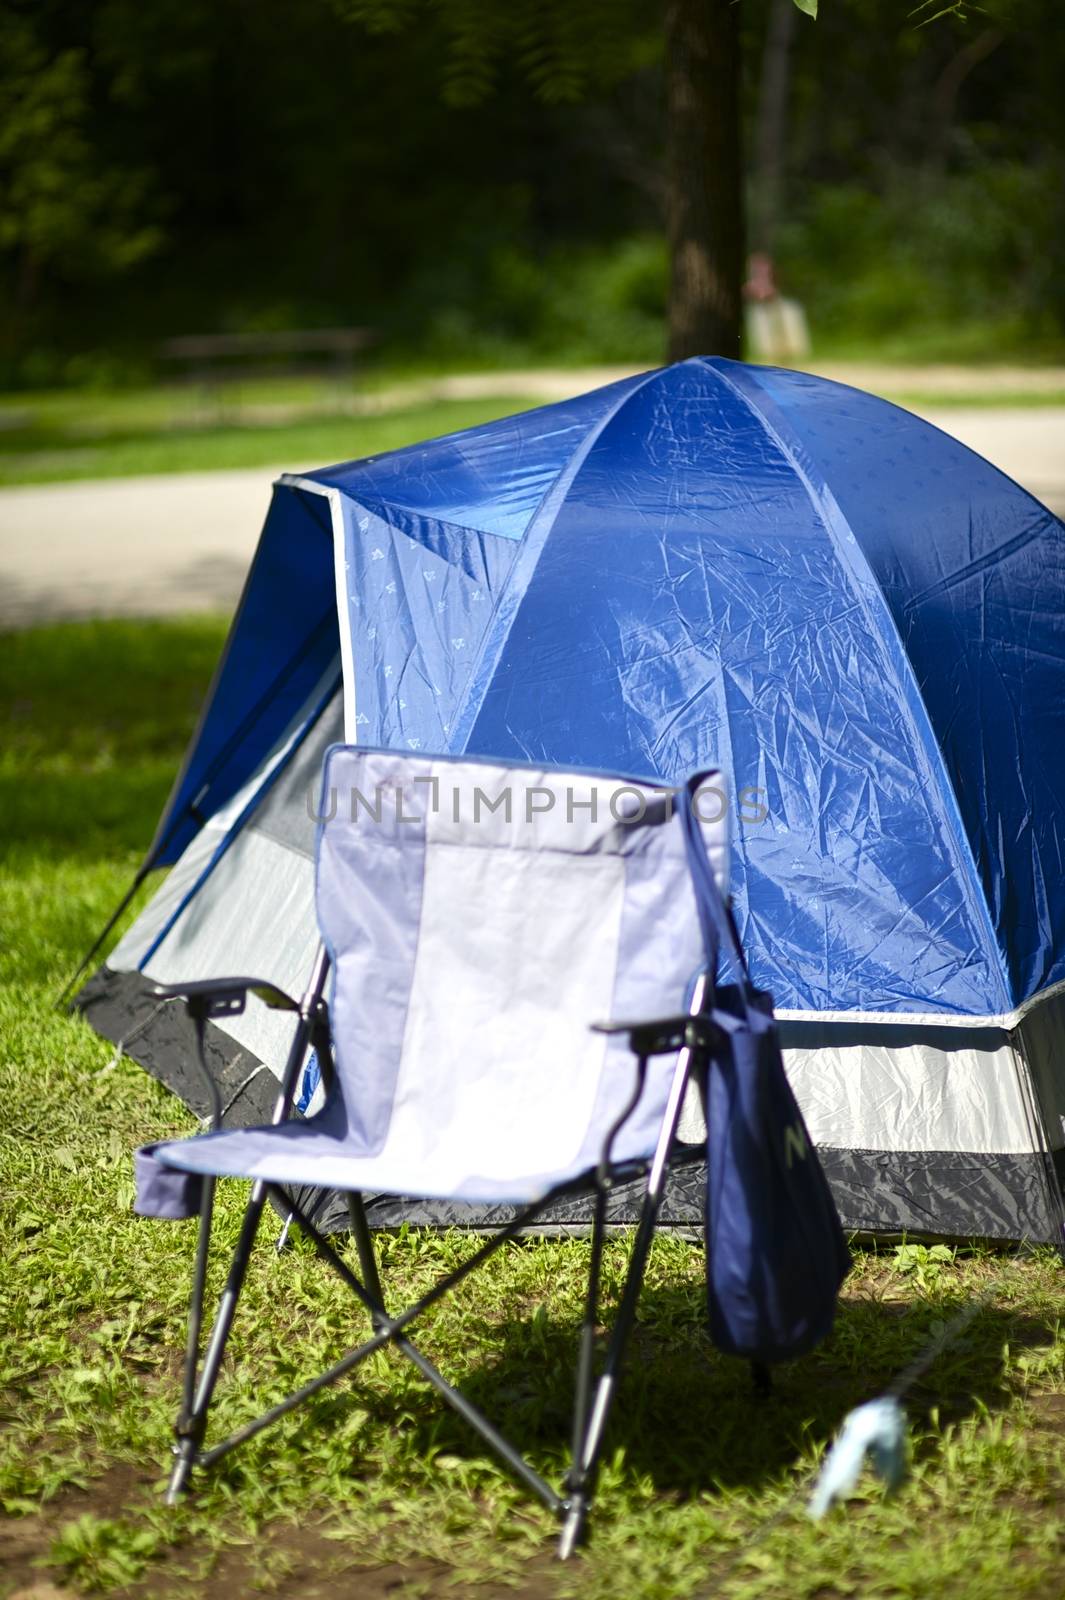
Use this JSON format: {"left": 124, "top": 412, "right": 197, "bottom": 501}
{"left": 568, "top": 1183, "right": 608, "bottom": 1492}
{"left": 167, "top": 945, "right": 333, "bottom": 1500}
{"left": 558, "top": 1187, "right": 662, "bottom": 1558}
{"left": 166, "top": 1179, "right": 269, "bottom": 1502}
{"left": 560, "top": 1182, "right": 609, "bottom": 1557}
{"left": 346, "top": 1192, "right": 385, "bottom": 1317}
{"left": 168, "top": 1174, "right": 216, "bottom": 1494}
{"left": 559, "top": 1028, "right": 697, "bottom": 1561}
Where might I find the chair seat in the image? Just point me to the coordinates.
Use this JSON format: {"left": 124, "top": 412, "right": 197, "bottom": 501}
{"left": 154, "top": 1106, "right": 608, "bottom": 1205}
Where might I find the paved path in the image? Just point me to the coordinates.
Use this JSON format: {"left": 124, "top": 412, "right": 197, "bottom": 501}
{"left": 1, "top": 395, "right": 1062, "bottom": 629}
{"left": 0, "top": 467, "right": 282, "bottom": 627}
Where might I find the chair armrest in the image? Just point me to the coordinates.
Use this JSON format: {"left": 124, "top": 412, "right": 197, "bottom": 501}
{"left": 591, "top": 1012, "right": 722, "bottom": 1058}
{"left": 150, "top": 976, "right": 300, "bottom": 1020}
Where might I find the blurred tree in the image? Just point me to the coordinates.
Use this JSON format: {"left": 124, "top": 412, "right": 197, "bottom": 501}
{"left": 664, "top": 0, "right": 744, "bottom": 358}
{"left": 0, "top": 7, "right": 161, "bottom": 312}
{"left": 3, "top": 0, "right": 1063, "bottom": 383}
{"left": 780, "top": 0, "right": 1065, "bottom": 349}
{"left": 332, "top": 0, "right": 812, "bottom": 359}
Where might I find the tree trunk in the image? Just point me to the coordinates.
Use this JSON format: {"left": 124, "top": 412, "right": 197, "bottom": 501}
{"left": 753, "top": 0, "right": 797, "bottom": 257}
{"left": 665, "top": 0, "right": 744, "bottom": 362}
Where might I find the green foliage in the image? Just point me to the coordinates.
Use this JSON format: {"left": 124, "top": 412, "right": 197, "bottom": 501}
{"left": 776, "top": 160, "right": 1065, "bottom": 356}
{"left": 0, "top": 0, "right": 667, "bottom": 386}
{"left": 0, "top": 9, "right": 162, "bottom": 291}
{"left": 3, "top": 0, "right": 1064, "bottom": 382}
{"left": 911, "top": 1, "right": 969, "bottom": 24}
{"left": 414, "top": 235, "right": 666, "bottom": 365}
{"left": 332, "top": 0, "right": 655, "bottom": 106}
{"left": 892, "top": 1242, "right": 957, "bottom": 1293}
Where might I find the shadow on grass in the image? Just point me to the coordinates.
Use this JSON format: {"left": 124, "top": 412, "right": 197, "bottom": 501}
{"left": 224, "top": 1273, "right": 1054, "bottom": 1505}
{"left": 402, "top": 1287, "right": 1047, "bottom": 1498}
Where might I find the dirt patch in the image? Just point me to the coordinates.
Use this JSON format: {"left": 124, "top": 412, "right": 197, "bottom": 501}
{"left": 158, "top": 1524, "right": 563, "bottom": 1600}
{"left": 1029, "top": 1391, "right": 1065, "bottom": 1437}
{"left": 1, "top": 1467, "right": 567, "bottom": 1600}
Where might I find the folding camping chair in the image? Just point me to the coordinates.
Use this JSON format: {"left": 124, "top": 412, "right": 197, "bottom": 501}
{"left": 133, "top": 748, "right": 730, "bottom": 1557}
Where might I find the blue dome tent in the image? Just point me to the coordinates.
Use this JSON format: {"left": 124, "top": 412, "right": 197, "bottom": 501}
{"left": 79, "top": 359, "right": 1065, "bottom": 1243}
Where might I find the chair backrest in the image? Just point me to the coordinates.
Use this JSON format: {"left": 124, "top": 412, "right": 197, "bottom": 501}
{"left": 315, "top": 748, "right": 728, "bottom": 1200}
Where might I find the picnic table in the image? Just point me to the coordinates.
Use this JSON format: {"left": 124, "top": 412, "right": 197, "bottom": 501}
{"left": 160, "top": 327, "right": 376, "bottom": 389}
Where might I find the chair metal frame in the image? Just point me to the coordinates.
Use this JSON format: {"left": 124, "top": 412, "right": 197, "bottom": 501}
{"left": 156, "top": 948, "right": 718, "bottom": 1559}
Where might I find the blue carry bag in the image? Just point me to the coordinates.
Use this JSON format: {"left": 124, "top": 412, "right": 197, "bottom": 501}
{"left": 680, "top": 776, "right": 851, "bottom": 1363}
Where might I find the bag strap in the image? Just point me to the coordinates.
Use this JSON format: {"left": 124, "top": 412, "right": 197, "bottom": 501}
{"left": 678, "top": 772, "right": 753, "bottom": 1016}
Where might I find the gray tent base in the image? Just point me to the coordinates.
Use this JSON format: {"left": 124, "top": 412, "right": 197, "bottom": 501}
{"left": 77, "top": 965, "right": 1065, "bottom": 1245}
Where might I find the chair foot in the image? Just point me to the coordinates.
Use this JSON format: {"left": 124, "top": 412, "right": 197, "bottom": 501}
{"left": 558, "top": 1497, "right": 588, "bottom": 1560}
{"left": 165, "top": 1442, "right": 196, "bottom": 1505}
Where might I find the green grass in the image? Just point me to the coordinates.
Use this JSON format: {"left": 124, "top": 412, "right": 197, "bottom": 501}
{"left": 2, "top": 367, "right": 1064, "bottom": 488}
{"left": 802, "top": 321, "right": 1065, "bottom": 368}
{"left": 871, "top": 389, "right": 1065, "bottom": 411}
{"left": 0, "top": 385, "right": 538, "bottom": 486}
{"left": 1, "top": 620, "right": 1063, "bottom": 1599}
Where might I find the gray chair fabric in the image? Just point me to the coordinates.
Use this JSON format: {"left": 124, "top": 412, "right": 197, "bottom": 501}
{"left": 138, "top": 749, "right": 728, "bottom": 1208}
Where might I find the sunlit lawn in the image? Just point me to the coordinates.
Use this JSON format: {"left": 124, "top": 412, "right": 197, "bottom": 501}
{"left": 1, "top": 620, "right": 1063, "bottom": 1598}
{"left": 0, "top": 383, "right": 536, "bottom": 487}
{"left": 2, "top": 366, "right": 1065, "bottom": 488}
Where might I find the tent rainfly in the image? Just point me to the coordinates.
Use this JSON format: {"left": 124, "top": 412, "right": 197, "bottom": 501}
{"left": 78, "top": 358, "right": 1065, "bottom": 1244}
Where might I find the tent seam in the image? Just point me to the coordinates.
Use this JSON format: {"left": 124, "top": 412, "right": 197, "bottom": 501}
{"left": 448, "top": 365, "right": 669, "bottom": 753}
{"left": 279, "top": 476, "right": 515, "bottom": 555}
{"left": 709, "top": 358, "right": 1012, "bottom": 1017}
{"left": 775, "top": 969, "right": 1065, "bottom": 1029}
{"left": 279, "top": 479, "right": 360, "bottom": 742}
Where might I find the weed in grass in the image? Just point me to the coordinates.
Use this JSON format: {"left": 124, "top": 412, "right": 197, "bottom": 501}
{"left": 891, "top": 1241, "right": 957, "bottom": 1294}
{"left": 48, "top": 1514, "right": 160, "bottom": 1592}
